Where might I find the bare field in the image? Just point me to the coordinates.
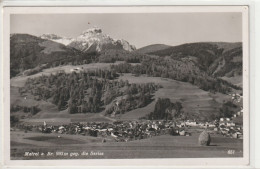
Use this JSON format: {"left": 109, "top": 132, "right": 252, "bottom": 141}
{"left": 11, "top": 130, "right": 243, "bottom": 159}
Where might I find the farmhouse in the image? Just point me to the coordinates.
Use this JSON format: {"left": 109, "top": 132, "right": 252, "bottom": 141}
{"left": 208, "top": 123, "right": 216, "bottom": 128}
{"left": 185, "top": 121, "right": 198, "bottom": 127}
{"left": 70, "top": 67, "right": 83, "bottom": 72}
{"left": 226, "top": 122, "right": 236, "bottom": 127}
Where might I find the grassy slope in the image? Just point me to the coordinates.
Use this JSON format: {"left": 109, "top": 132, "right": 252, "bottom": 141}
{"left": 10, "top": 86, "right": 60, "bottom": 120}
{"left": 11, "top": 63, "right": 233, "bottom": 123}
{"left": 11, "top": 84, "right": 115, "bottom": 123}
{"left": 11, "top": 63, "right": 115, "bottom": 88}
{"left": 117, "top": 74, "right": 230, "bottom": 120}
{"left": 10, "top": 63, "right": 124, "bottom": 123}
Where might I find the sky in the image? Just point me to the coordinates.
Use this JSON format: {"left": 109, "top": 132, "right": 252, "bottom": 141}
{"left": 10, "top": 13, "right": 242, "bottom": 49}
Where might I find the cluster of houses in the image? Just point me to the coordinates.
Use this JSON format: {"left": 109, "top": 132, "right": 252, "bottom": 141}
{"left": 16, "top": 121, "right": 180, "bottom": 142}
{"left": 217, "top": 117, "right": 243, "bottom": 139}
{"left": 179, "top": 120, "right": 216, "bottom": 128}
{"left": 175, "top": 117, "right": 243, "bottom": 139}
{"left": 235, "top": 107, "right": 243, "bottom": 117}
{"left": 229, "top": 93, "right": 243, "bottom": 103}
{"left": 13, "top": 116, "right": 243, "bottom": 142}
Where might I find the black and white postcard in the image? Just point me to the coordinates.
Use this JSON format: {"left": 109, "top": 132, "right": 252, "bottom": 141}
{"left": 2, "top": 6, "right": 249, "bottom": 167}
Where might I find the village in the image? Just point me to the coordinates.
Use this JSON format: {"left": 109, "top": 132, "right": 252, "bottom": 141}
{"left": 10, "top": 88, "right": 244, "bottom": 144}
{"left": 13, "top": 108, "right": 243, "bottom": 143}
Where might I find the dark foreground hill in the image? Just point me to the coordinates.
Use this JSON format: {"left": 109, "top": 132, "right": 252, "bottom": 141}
{"left": 10, "top": 34, "right": 87, "bottom": 77}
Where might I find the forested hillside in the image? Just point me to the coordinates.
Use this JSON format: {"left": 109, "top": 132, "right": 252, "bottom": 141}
{"left": 111, "top": 57, "right": 241, "bottom": 94}
{"left": 19, "top": 70, "right": 160, "bottom": 115}
{"left": 10, "top": 33, "right": 242, "bottom": 121}
{"left": 10, "top": 34, "right": 87, "bottom": 77}
{"left": 137, "top": 42, "right": 242, "bottom": 78}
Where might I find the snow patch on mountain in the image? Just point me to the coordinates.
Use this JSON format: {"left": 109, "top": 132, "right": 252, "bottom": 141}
{"left": 40, "top": 33, "right": 74, "bottom": 46}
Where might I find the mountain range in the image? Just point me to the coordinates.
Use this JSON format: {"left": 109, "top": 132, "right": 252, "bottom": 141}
{"left": 10, "top": 27, "right": 242, "bottom": 86}
{"left": 40, "top": 27, "right": 136, "bottom": 53}
{"left": 10, "top": 28, "right": 243, "bottom": 122}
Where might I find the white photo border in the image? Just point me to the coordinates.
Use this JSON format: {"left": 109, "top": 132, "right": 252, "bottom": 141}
{"left": 0, "top": 3, "right": 255, "bottom": 168}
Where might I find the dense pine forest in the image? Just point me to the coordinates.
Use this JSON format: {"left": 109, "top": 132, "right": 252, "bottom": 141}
{"left": 19, "top": 70, "right": 160, "bottom": 115}
{"left": 111, "top": 57, "right": 241, "bottom": 94}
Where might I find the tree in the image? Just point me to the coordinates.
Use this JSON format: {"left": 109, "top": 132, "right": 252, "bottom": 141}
{"left": 146, "top": 98, "right": 183, "bottom": 120}
{"left": 10, "top": 115, "right": 19, "bottom": 126}
{"left": 68, "top": 98, "right": 78, "bottom": 114}
{"left": 174, "top": 102, "right": 183, "bottom": 115}
{"left": 218, "top": 101, "right": 237, "bottom": 118}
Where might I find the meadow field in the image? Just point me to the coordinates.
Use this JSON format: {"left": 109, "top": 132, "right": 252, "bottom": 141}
{"left": 118, "top": 74, "right": 230, "bottom": 120}
{"left": 10, "top": 129, "right": 243, "bottom": 160}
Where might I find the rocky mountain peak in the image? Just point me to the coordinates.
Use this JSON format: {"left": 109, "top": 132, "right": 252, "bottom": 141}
{"left": 38, "top": 27, "right": 136, "bottom": 53}
{"left": 81, "top": 27, "right": 103, "bottom": 35}
{"left": 69, "top": 27, "right": 136, "bottom": 53}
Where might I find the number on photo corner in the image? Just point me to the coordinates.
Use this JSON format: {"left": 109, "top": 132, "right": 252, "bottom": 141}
{"left": 227, "top": 150, "right": 235, "bottom": 155}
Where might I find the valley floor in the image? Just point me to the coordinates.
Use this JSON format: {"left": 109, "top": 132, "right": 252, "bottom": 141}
{"left": 9, "top": 63, "right": 243, "bottom": 160}
{"left": 10, "top": 129, "right": 243, "bottom": 160}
